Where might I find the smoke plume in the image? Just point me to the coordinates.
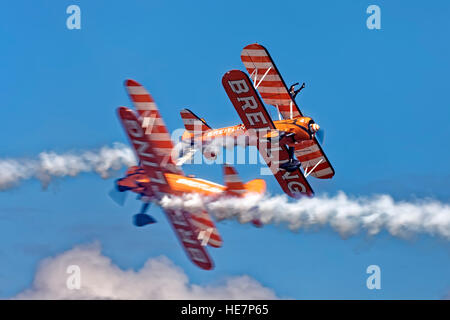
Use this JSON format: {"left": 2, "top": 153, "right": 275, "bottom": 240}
{"left": 160, "top": 192, "right": 450, "bottom": 240}
{"left": 0, "top": 143, "right": 136, "bottom": 190}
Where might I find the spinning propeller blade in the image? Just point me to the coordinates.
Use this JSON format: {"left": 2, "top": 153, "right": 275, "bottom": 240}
{"left": 108, "top": 188, "right": 128, "bottom": 206}
{"left": 316, "top": 128, "right": 325, "bottom": 145}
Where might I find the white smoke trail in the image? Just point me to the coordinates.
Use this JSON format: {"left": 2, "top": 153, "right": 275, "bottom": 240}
{"left": 160, "top": 192, "right": 450, "bottom": 240}
{"left": 0, "top": 143, "right": 136, "bottom": 190}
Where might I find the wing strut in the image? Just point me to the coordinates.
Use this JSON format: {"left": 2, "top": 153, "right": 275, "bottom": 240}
{"left": 290, "top": 101, "right": 293, "bottom": 119}
{"left": 304, "top": 158, "right": 324, "bottom": 178}
{"left": 255, "top": 67, "right": 271, "bottom": 89}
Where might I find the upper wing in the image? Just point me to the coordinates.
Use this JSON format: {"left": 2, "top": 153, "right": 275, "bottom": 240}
{"left": 222, "top": 70, "right": 314, "bottom": 198}
{"left": 242, "top": 44, "right": 335, "bottom": 180}
{"left": 241, "top": 43, "right": 302, "bottom": 120}
{"left": 124, "top": 79, "right": 181, "bottom": 172}
{"left": 117, "top": 106, "right": 180, "bottom": 196}
{"left": 163, "top": 208, "right": 214, "bottom": 270}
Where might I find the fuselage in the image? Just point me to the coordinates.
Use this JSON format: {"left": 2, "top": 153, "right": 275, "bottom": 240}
{"left": 182, "top": 116, "right": 317, "bottom": 147}
{"left": 117, "top": 166, "right": 226, "bottom": 199}
{"left": 117, "top": 165, "right": 265, "bottom": 203}
{"left": 165, "top": 173, "right": 226, "bottom": 196}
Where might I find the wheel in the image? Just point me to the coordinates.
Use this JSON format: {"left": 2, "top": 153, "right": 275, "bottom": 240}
{"left": 280, "top": 160, "right": 301, "bottom": 172}
{"left": 133, "top": 213, "right": 157, "bottom": 227}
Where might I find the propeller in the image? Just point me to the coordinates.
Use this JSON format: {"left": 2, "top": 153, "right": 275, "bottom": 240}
{"left": 108, "top": 187, "right": 128, "bottom": 206}
{"left": 316, "top": 128, "right": 325, "bottom": 145}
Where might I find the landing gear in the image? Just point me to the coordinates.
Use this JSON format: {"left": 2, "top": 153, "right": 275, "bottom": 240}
{"left": 132, "top": 202, "right": 157, "bottom": 227}
{"left": 133, "top": 213, "right": 157, "bottom": 227}
{"left": 280, "top": 146, "right": 301, "bottom": 172}
{"left": 280, "top": 160, "right": 301, "bottom": 172}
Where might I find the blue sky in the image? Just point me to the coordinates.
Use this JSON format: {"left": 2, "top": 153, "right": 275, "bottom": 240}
{"left": 0, "top": 0, "right": 449, "bottom": 299}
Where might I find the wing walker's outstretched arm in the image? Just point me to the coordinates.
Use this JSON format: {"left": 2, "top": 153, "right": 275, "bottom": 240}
{"left": 289, "top": 82, "right": 305, "bottom": 99}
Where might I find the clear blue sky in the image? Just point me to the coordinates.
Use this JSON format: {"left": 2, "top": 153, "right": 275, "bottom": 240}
{"left": 0, "top": 0, "right": 449, "bottom": 299}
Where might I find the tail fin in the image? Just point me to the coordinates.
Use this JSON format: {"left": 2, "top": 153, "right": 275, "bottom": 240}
{"left": 180, "top": 109, "right": 212, "bottom": 135}
{"left": 223, "top": 164, "right": 266, "bottom": 196}
{"left": 177, "top": 109, "right": 212, "bottom": 165}
{"left": 223, "top": 164, "right": 246, "bottom": 196}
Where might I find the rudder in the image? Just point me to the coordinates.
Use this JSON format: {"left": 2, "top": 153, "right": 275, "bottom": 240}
{"left": 180, "top": 108, "right": 211, "bottom": 135}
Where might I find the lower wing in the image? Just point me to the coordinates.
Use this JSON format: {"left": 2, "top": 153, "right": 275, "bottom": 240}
{"left": 189, "top": 210, "right": 223, "bottom": 248}
{"left": 163, "top": 208, "right": 214, "bottom": 270}
{"left": 295, "top": 140, "right": 335, "bottom": 179}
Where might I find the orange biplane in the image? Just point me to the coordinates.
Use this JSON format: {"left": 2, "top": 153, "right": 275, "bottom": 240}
{"left": 178, "top": 43, "right": 335, "bottom": 198}
{"left": 111, "top": 79, "right": 265, "bottom": 270}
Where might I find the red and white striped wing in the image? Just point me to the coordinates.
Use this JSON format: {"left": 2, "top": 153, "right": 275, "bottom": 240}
{"left": 163, "top": 208, "right": 214, "bottom": 270}
{"left": 241, "top": 43, "right": 302, "bottom": 120}
{"left": 189, "top": 210, "right": 223, "bottom": 248}
{"left": 117, "top": 107, "right": 181, "bottom": 190}
{"left": 295, "top": 141, "right": 335, "bottom": 179}
{"left": 125, "top": 79, "right": 180, "bottom": 173}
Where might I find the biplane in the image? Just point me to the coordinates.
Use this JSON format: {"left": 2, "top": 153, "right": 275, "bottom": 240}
{"left": 179, "top": 43, "right": 335, "bottom": 198}
{"left": 111, "top": 79, "right": 266, "bottom": 270}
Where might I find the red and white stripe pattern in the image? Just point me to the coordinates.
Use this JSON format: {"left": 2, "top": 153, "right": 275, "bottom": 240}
{"left": 180, "top": 109, "right": 211, "bottom": 135}
{"left": 189, "top": 210, "right": 223, "bottom": 248}
{"left": 125, "top": 79, "right": 180, "bottom": 173}
{"left": 241, "top": 43, "right": 303, "bottom": 120}
{"left": 294, "top": 141, "right": 335, "bottom": 179}
{"left": 223, "top": 164, "right": 246, "bottom": 196}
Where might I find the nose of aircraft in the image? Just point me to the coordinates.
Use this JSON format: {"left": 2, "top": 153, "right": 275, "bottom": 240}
{"left": 310, "top": 123, "right": 320, "bottom": 133}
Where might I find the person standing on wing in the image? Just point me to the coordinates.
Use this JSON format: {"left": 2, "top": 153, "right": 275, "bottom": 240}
{"left": 289, "top": 82, "right": 305, "bottom": 99}
{"left": 278, "top": 82, "right": 306, "bottom": 172}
